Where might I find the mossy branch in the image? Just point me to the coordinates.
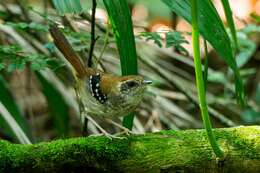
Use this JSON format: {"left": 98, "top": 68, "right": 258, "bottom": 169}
{"left": 1, "top": 126, "right": 260, "bottom": 173}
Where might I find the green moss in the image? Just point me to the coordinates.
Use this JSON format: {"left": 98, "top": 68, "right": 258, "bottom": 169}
{"left": 0, "top": 136, "right": 131, "bottom": 172}
{"left": 1, "top": 126, "right": 260, "bottom": 172}
{"left": 225, "top": 126, "right": 260, "bottom": 159}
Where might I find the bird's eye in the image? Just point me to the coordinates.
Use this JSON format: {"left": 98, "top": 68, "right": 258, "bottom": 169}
{"left": 121, "top": 81, "right": 139, "bottom": 91}
{"left": 126, "top": 81, "right": 138, "bottom": 88}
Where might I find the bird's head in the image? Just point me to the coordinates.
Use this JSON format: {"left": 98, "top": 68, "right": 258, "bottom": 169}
{"left": 100, "top": 74, "right": 152, "bottom": 108}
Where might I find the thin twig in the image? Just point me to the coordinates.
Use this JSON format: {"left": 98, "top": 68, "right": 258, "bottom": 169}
{"left": 80, "top": 13, "right": 113, "bottom": 36}
{"left": 88, "top": 0, "right": 97, "bottom": 67}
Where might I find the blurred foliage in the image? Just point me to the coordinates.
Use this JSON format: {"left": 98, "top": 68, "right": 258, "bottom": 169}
{"left": 140, "top": 32, "right": 163, "bottom": 47}
{"left": 6, "top": 22, "right": 49, "bottom": 32}
{"left": 139, "top": 31, "right": 189, "bottom": 55}
{"left": 129, "top": 0, "right": 171, "bottom": 19}
{"left": 0, "top": 45, "right": 55, "bottom": 72}
{"left": 165, "top": 31, "right": 189, "bottom": 55}
{"left": 52, "top": 0, "right": 82, "bottom": 14}
{"left": 250, "top": 13, "right": 260, "bottom": 23}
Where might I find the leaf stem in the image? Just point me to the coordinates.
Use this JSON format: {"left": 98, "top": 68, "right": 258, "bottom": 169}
{"left": 191, "top": 0, "right": 224, "bottom": 158}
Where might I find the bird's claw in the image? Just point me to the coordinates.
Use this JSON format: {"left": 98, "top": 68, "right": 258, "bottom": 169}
{"left": 102, "top": 131, "right": 127, "bottom": 140}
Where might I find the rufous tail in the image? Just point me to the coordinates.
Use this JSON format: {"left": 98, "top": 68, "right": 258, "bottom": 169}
{"left": 49, "top": 24, "right": 87, "bottom": 78}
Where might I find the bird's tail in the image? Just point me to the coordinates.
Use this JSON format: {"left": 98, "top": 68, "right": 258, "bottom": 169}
{"left": 49, "top": 23, "right": 87, "bottom": 78}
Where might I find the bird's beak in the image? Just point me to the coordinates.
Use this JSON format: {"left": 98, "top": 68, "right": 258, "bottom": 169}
{"left": 143, "top": 80, "right": 152, "bottom": 85}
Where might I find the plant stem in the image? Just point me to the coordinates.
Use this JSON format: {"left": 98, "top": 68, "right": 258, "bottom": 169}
{"left": 191, "top": 0, "right": 224, "bottom": 158}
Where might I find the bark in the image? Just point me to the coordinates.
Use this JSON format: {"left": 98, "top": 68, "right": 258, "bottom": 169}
{"left": 1, "top": 126, "right": 260, "bottom": 173}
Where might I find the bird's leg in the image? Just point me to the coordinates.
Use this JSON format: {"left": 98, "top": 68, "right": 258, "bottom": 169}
{"left": 86, "top": 116, "right": 124, "bottom": 139}
{"left": 105, "top": 118, "right": 133, "bottom": 136}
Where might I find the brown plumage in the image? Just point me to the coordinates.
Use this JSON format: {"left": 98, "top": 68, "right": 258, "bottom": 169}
{"left": 49, "top": 24, "right": 151, "bottom": 118}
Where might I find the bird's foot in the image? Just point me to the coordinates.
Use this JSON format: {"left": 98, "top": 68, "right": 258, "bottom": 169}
{"left": 115, "top": 128, "right": 134, "bottom": 136}
{"left": 89, "top": 131, "right": 126, "bottom": 139}
{"left": 103, "top": 132, "right": 127, "bottom": 140}
{"left": 105, "top": 118, "right": 134, "bottom": 136}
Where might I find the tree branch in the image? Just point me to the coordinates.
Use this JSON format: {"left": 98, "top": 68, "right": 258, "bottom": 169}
{"left": 1, "top": 126, "right": 260, "bottom": 173}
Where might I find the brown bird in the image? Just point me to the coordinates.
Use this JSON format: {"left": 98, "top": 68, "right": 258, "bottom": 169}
{"left": 49, "top": 24, "right": 151, "bottom": 120}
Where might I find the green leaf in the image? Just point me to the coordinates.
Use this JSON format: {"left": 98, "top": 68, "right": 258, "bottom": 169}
{"left": 52, "top": 0, "right": 82, "bottom": 15}
{"left": 165, "top": 31, "right": 189, "bottom": 55}
{"left": 6, "top": 22, "right": 28, "bottom": 29}
{"left": 0, "top": 45, "right": 56, "bottom": 72}
{"left": 103, "top": 0, "right": 138, "bottom": 129}
{"left": 162, "top": 0, "right": 245, "bottom": 105}
{"left": 0, "top": 75, "right": 32, "bottom": 143}
{"left": 35, "top": 71, "right": 69, "bottom": 136}
{"left": 140, "top": 32, "right": 163, "bottom": 47}
{"left": 28, "top": 22, "right": 49, "bottom": 32}
{"left": 5, "top": 22, "right": 48, "bottom": 32}
{"left": 236, "top": 36, "right": 256, "bottom": 68}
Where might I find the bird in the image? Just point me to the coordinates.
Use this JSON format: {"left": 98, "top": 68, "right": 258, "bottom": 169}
{"left": 49, "top": 24, "right": 152, "bottom": 120}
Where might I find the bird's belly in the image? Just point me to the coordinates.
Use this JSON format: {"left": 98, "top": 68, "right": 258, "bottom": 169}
{"left": 81, "top": 94, "right": 138, "bottom": 118}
